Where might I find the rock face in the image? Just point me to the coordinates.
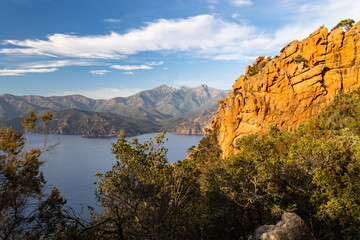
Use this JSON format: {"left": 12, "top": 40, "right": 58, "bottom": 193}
{"left": 249, "top": 213, "right": 316, "bottom": 240}
{"left": 212, "top": 22, "right": 360, "bottom": 157}
{"left": 165, "top": 104, "right": 219, "bottom": 135}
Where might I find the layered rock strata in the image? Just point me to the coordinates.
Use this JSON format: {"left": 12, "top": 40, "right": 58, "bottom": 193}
{"left": 212, "top": 22, "right": 360, "bottom": 157}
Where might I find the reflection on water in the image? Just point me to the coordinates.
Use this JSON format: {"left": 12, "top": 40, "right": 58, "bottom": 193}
{"left": 30, "top": 133, "right": 202, "bottom": 219}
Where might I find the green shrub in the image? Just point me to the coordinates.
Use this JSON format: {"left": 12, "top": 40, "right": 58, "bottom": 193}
{"left": 247, "top": 61, "right": 268, "bottom": 76}
{"left": 294, "top": 54, "right": 307, "bottom": 64}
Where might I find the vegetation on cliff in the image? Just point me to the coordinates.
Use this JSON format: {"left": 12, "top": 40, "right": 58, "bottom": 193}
{"left": 332, "top": 18, "right": 355, "bottom": 31}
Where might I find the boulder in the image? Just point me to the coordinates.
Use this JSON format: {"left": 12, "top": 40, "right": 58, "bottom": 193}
{"left": 249, "top": 213, "right": 316, "bottom": 240}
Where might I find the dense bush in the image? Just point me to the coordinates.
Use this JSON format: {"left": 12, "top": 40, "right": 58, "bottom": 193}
{"left": 90, "top": 90, "right": 360, "bottom": 239}
{"left": 0, "top": 112, "right": 83, "bottom": 239}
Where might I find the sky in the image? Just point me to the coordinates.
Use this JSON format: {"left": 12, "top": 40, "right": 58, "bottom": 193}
{"left": 0, "top": 0, "right": 359, "bottom": 99}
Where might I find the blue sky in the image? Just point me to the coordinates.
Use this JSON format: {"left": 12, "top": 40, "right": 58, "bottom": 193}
{"left": 0, "top": 0, "right": 359, "bottom": 99}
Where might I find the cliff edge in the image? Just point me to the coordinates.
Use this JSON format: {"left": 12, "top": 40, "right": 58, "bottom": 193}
{"left": 212, "top": 21, "right": 360, "bottom": 157}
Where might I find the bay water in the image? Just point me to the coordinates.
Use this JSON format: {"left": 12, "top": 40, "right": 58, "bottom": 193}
{"left": 30, "top": 133, "right": 203, "bottom": 219}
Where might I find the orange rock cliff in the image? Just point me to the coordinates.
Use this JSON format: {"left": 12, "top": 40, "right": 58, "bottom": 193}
{"left": 212, "top": 21, "right": 360, "bottom": 158}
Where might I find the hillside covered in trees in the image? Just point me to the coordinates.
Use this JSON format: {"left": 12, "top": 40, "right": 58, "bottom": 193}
{"left": 2, "top": 88, "right": 360, "bottom": 239}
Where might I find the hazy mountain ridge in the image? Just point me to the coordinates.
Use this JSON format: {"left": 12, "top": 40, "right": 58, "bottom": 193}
{"left": 0, "top": 109, "right": 160, "bottom": 137}
{"left": 0, "top": 84, "right": 229, "bottom": 137}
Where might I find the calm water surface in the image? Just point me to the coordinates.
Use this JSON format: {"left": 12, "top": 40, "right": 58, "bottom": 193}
{"left": 31, "top": 133, "right": 202, "bottom": 218}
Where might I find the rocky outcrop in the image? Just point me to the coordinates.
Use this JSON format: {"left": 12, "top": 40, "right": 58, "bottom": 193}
{"left": 170, "top": 122, "right": 204, "bottom": 135}
{"left": 249, "top": 213, "right": 315, "bottom": 240}
{"left": 167, "top": 104, "right": 219, "bottom": 135}
{"left": 212, "top": 22, "right": 360, "bottom": 157}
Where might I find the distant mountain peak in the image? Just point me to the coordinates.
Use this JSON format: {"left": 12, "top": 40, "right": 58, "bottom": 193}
{"left": 148, "top": 84, "right": 175, "bottom": 94}
{"left": 195, "top": 84, "right": 209, "bottom": 90}
{"left": 156, "top": 84, "right": 173, "bottom": 90}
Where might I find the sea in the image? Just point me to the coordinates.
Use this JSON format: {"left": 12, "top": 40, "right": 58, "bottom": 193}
{"left": 30, "top": 133, "right": 203, "bottom": 219}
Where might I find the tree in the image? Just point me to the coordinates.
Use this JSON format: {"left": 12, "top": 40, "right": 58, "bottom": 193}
{"left": 21, "top": 110, "right": 37, "bottom": 152}
{"left": 332, "top": 19, "right": 355, "bottom": 31}
{"left": 94, "top": 133, "right": 203, "bottom": 239}
{"left": 0, "top": 112, "right": 82, "bottom": 239}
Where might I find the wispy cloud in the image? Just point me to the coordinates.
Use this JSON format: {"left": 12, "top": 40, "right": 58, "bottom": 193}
{"left": 102, "top": 18, "right": 122, "bottom": 23}
{"left": 0, "top": 68, "right": 58, "bottom": 76}
{"left": 0, "top": 15, "right": 258, "bottom": 60}
{"left": 111, "top": 65, "right": 153, "bottom": 70}
{"left": 89, "top": 70, "right": 111, "bottom": 75}
{"left": 1, "top": 1, "right": 359, "bottom": 63}
{"left": 23, "top": 60, "right": 96, "bottom": 68}
{"left": 213, "top": 54, "right": 256, "bottom": 61}
{"left": 0, "top": 59, "right": 97, "bottom": 76}
{"left": 232, "top": 13, "right": 241, "bottom": 19}
{"left": 123, "top": 72, "right": 134, "bottom": 75}
{"left": 52, "top": 88, "right": 142, "bottom": 99}
{"left": 228, "top": 0, "right": 252, "bottom": 6}
{"left": 147, "top": 61, "right": 164, "bottom": 66}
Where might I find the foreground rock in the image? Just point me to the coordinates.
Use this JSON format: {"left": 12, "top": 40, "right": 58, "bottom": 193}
{"left": 249, "top": 213, "right": 316, "bottom": 240}
{"left": 213, "top": 22, "right": 360, "bottom": 157}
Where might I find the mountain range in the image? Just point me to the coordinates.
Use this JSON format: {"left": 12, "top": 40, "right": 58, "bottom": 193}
{"left": 0, "top": 84, "right": 229, "bottom": 137}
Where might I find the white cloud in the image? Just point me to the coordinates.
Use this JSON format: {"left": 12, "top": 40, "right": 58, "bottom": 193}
{"left": 1, "top": 2, "right": 359, "bottom": 63}
{"left": 0, "top": 15, "right": 258, "bottom": 60}
{"left": 53, "top": 88, "right": 142, "bottom": 99}
{"left": 266, "top": 0, "right": 360, "bottom": 50}
{"left": 111, "top": 65, "right": 153, "bottom": 70}
{"left": 102, "top": 18, "right": 122, "bottom": 23}
{"left": 0, "top": 59, "right": 96, "bottom": 76}
{"left": 147, "top": 61, "right": 164, "bottom": 66}
{"left": 124, "top": 72, "right": 133, "bottom": 75}
{"left": 23, "top": 60, "right": 96, "bottom": 68}
{"left": 0, "top": 68, "right": 58, "bottom": 76}
{"left": 213, "top": 54, "right": 256, "bottom": 61}
{"left": 232, "top": 13, "right": 241, "bottom": 19}
{"left": 228, "top": 0, "right": 253, "bottom": 6}
{"left": 89, "top": 70, "right": 111, "bottom": 75}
